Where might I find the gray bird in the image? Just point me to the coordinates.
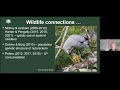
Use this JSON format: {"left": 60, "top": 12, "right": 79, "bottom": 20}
{"left": 63, "top": 34, "right": 89, "bottom": 55}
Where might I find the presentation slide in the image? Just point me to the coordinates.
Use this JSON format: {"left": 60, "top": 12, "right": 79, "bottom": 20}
{"left": 0, "top": 17, "right": 100, "bottom": 73}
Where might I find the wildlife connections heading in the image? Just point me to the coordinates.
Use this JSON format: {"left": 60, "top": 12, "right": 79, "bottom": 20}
{"left": 26, "top": 20, "right": 81, "bottom": 25}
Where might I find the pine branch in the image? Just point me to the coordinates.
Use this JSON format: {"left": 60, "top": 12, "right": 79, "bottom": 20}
{"left": 73, "top": 60, "right": 97, "bottom": 69}
{"left": 55, "top": 27, "right": 65, "bottom": 44}
{"left": 55, "top": 26, "right": 69, "bottom": 59}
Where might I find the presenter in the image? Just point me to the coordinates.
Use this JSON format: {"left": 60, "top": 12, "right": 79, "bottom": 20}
{"left": 109, "top": 43, "right": 117, "bottom": 51}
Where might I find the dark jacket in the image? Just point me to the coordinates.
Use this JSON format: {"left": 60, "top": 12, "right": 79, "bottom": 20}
{"left": 109, "top": 49, "right": 117, "bottom": 51}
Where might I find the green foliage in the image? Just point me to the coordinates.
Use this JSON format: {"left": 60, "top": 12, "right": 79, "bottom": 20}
{"left": 55, "top": 51, "right": 72, "bottom": 71}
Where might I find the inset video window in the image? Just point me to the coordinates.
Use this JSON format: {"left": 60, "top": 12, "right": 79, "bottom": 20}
{"left": 100, "top": 39, "right": 120, "bottom": 51}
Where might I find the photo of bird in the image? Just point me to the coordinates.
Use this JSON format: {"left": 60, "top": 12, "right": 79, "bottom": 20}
{"left": 55, "top": 26, "right": 97, "bottom": 72}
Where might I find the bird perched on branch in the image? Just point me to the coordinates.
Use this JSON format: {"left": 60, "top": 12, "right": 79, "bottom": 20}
{"left": 63, "top": 34, "right": 89, "bottom": 55}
